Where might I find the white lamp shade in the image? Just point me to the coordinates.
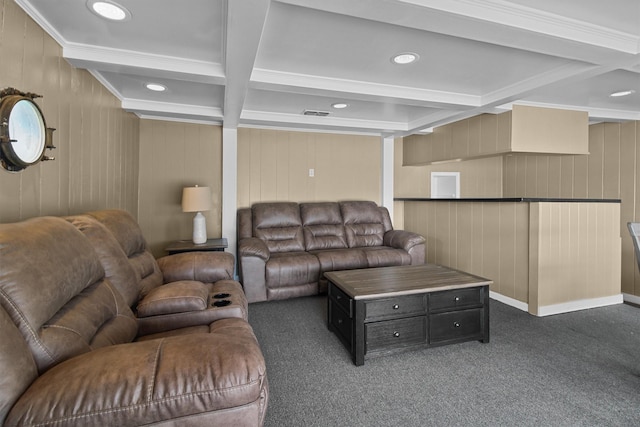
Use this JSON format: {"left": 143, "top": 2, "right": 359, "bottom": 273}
{"left": 182, "top": 186, "right": 212, "bottom": 212}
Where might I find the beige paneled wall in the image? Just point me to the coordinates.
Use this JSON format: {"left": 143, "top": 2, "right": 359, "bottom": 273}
{"left": 528, "top": 202, "right": 621, "bottom": 315}
{"left": 393, "top": 137, "right": 503, "bottom": 228}
{"left": 0, "top": 0, "right": 139, "bottom": 224}
{"left": 237, "top": 128, "right": 381, "bottom": 207}
{"left": 403, "top": 201, "right": 530, "bottom": 302}
{"left": 138, "top": 120, "right": 222, "bottom": 257}
{"left": 503, "top": 122, "right": 639, "bottom": 298}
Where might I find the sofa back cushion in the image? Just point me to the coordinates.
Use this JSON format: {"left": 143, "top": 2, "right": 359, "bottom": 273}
{"left": 300, "top": 202, "right": 347, "bottom": 251}
{"left": 0, "top": 305, "right": 38, "bottom": 424}
{"left": 87, "top": 210, "right": 163, "bottom": 298}
{"left": 340, "top": 201, "right": 386, "bottom": 248}
{"left": 252, "top": 202, "right": 304, "bottom": 253}
{"left": 66, "top": 215, "right": 140, "bottom": 307}
{"left": 0, "top": 217, "right": 137, "bottom": 374}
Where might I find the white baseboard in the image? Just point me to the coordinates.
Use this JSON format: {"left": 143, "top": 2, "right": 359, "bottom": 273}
{"left": 623, "top": 293, "right": 640, "bottom": 305}
{"left": 489, "top": 291, "right": 529, "bottom": 312}
{"left": 536, "top": 294, "right": 623, "bottom": 317}
{"left": 489, "top": 292, "right": 625, "bottom": 316}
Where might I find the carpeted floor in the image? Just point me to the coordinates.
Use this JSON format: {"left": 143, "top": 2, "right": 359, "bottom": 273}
{"left": 248, "top": 296, "right": 640, "bottom": 426}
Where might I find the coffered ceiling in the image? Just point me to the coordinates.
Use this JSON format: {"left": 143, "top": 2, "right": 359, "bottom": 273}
{"left": 16, "top": 0, "right": 640, "bottom": 137}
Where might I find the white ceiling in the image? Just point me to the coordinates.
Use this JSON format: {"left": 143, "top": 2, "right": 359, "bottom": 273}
{"left": 16, "top": 0, "right": 640, "bottom": 137}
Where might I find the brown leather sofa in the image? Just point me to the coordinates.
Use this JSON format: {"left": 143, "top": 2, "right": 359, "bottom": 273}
{"left": 237, "top": 200, "right": 426, "bottom": 303}
{"left": 0, "top": 211, "right": 268, "bottom": 426}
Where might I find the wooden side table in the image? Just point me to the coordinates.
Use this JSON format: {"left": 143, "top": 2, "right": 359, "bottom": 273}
{"left": 165, "top": 238, "right": 228, "bottom": 255}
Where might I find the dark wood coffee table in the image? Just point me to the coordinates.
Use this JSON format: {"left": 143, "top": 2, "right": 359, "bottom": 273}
{"left": 325, "top": 264, "right": 491, "bottom": 366}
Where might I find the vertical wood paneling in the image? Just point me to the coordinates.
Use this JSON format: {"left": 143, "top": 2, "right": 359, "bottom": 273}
{"left": 529, "top": 203, "right": 620, "bottom": 313}
{"left": 619, "top": 122, "right": 636, "bottom": 295}
{"left": 603, "top": 123, "right": 621, "bottom": 199}
{"left": 560, "top": 156, "right": 574, "bottom": 198}
{"left": 451, "top": 120, "right": 469, "bottom": 159}
{"left": 587, "top": 124, "right": 605, "bottom": 198}
{"left": 237, "top": 129, "right": 381, "bottom": 208}
{"left": 0, "top": 0, "right": 138, "bottom": 225}
{"left": 138, "top": 121, "right": 221, "bottom": 257}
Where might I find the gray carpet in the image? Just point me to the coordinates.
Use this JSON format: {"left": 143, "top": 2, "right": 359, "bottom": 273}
{"left": 248, "top": 296, "right": 640, "bottom": 427}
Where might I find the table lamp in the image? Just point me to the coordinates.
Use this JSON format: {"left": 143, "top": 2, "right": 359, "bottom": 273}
{"left": 181, "top": 185, "right": 212, "bottom": 244}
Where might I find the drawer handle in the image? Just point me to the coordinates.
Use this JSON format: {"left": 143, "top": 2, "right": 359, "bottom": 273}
{"left": 393, "top": 331, "right": 400, "bottom": 337}
{"left": 338, "top": 319, "right": 343, "bottom": 324}
{"left": 392, "top": 304, "right": 399, "bottom": 310}
{"left": 453, "top": 322, "right": 461, "bottom": 328}
{"left": 454, "top": 296, "right": 460, "bottom": 302}
{"left": 336, "top": 295, "right": 342, "bottom": 300}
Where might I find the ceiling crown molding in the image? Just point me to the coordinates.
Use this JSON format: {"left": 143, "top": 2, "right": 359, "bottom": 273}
{"left": 399, "top": 0, "right": 640, "bottom": 54}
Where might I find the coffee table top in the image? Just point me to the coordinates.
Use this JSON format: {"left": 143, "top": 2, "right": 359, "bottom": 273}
{"left": 324, "top": 264, "right": 492, "bottom": 300}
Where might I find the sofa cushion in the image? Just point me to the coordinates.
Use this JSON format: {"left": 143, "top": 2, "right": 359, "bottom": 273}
{"left": 65, "top": 214, "right": 140, "bottom": 307}
{"left": 301, "top": 202, "right": 348, "bottom": 251}
{"left": 87, "top": 210, "right": 164, "bottom": 298}
{"left": 6, "top": 319, "right": 268, "bottom": 427}
{"left": 340, "top": 201, "right": 385, "bottom": 248}
{"left": 0, "top": 217, "right": 137, "bottom": 374}
{"left": 0, "top": 306, "right": 38, "bottom": 423}
{"left": 253, "top": 202, "right": 304, "bottom": 253}
{"left": 136, "top": 281, "right": 209, "bottom": 317}
{"left": 266, "top": 252, "right": 320, "bottom": 289}
{"left": 310, "top": 248, "right": 368, "bottom": 275}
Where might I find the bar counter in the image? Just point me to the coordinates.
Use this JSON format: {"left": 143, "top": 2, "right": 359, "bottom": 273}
{"left": 394, "top": 198, "right": 622, "bottom": 316}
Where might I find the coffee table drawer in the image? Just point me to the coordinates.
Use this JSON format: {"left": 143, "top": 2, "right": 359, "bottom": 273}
{"left": 429, "top": 308, "right": 482, "bottom": 344}
{"left": 329, "top": 283, "right": 352, "bottom": 316}
{"left": 366, "top": 316, "right": 425, "bottom": 352}
{"left": 330, "top": 305, "right": 353, "bottom": 348}
{"left": 429, "top": 287, "right": 482, "bottom": 312}
{"left": 364, "top": 295, "right": 424, "bottom": 321}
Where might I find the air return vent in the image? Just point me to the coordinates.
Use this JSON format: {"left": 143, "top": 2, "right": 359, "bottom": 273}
{"left": 303, "top": 109, "right": 330, "bottom": 117}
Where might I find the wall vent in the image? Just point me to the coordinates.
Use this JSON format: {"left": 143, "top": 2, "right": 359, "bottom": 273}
{"left": 303, "top": 109, "right": 330, "bottom": 117}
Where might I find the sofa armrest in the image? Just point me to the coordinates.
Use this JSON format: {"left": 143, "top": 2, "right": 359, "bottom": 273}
{"left": 384, "top": 230, "right": 426, "bottom": 265}
{"left": 237, "top": 238, "right": 269, "bottom": 303}
{"left": 157, "top": 251, "right": 235, "bottom": 283}
{"left": 6, "top": 323, "right": 268, "bottom": 426}
{"left": 238, "top": 237, "right": 270, "bottom": 261}
{"left": 384, "top": 230, "right": 425, "bottom": 251}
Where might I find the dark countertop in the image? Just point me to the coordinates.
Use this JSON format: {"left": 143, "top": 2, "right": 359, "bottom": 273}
{"left": 394, "top": 197, "right": 621, "bottom": 203}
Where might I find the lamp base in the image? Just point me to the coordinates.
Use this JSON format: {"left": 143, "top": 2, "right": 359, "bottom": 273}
{"left": 192, "top": 211, "right": 207, "bottom": 244}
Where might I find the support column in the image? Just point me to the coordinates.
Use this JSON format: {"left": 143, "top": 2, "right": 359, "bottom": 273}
{"left": 381, "top": 135, "right": 394, "bottom": 221}
{"left": 222, "top": 127, "right": 238, "bottom": 272}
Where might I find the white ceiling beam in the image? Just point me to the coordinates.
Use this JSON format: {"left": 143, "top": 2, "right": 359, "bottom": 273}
{"left": 241, "top": 109, "right": 407, "bottom": 132}
{"left": 64, "top": 43, "right": 226, "bottom": 85}
{"left": 223, "top": 0, "right": 271, "bottom": 129}
{"left": 398, "top": 0, "right": 639, "bottom": 54}
{"left": 122, "top": 99, "right": 223, "bottom": 119}
{"left": 250, "top": 68, "right": 481, "bottom": 108}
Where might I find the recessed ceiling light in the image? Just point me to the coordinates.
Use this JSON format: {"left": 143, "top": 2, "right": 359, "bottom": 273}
{"left": 610, "top": 89, "right": 635, "bottom": 97}
{"left": 331, "top": 103, "right": 349, "bottom": 109}
{"left": 392, "top": 52, "right": 419, "bottom": 65}
{"left": 145, "top": 83, "right": 166, "bottom": 92}
{"left": 88, "top": 1, "right": 131, "bottom": 21}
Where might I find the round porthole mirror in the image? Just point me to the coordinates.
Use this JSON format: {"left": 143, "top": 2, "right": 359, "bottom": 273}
{"left": 0, "top": 89, "right": 55, "bottom": 172}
